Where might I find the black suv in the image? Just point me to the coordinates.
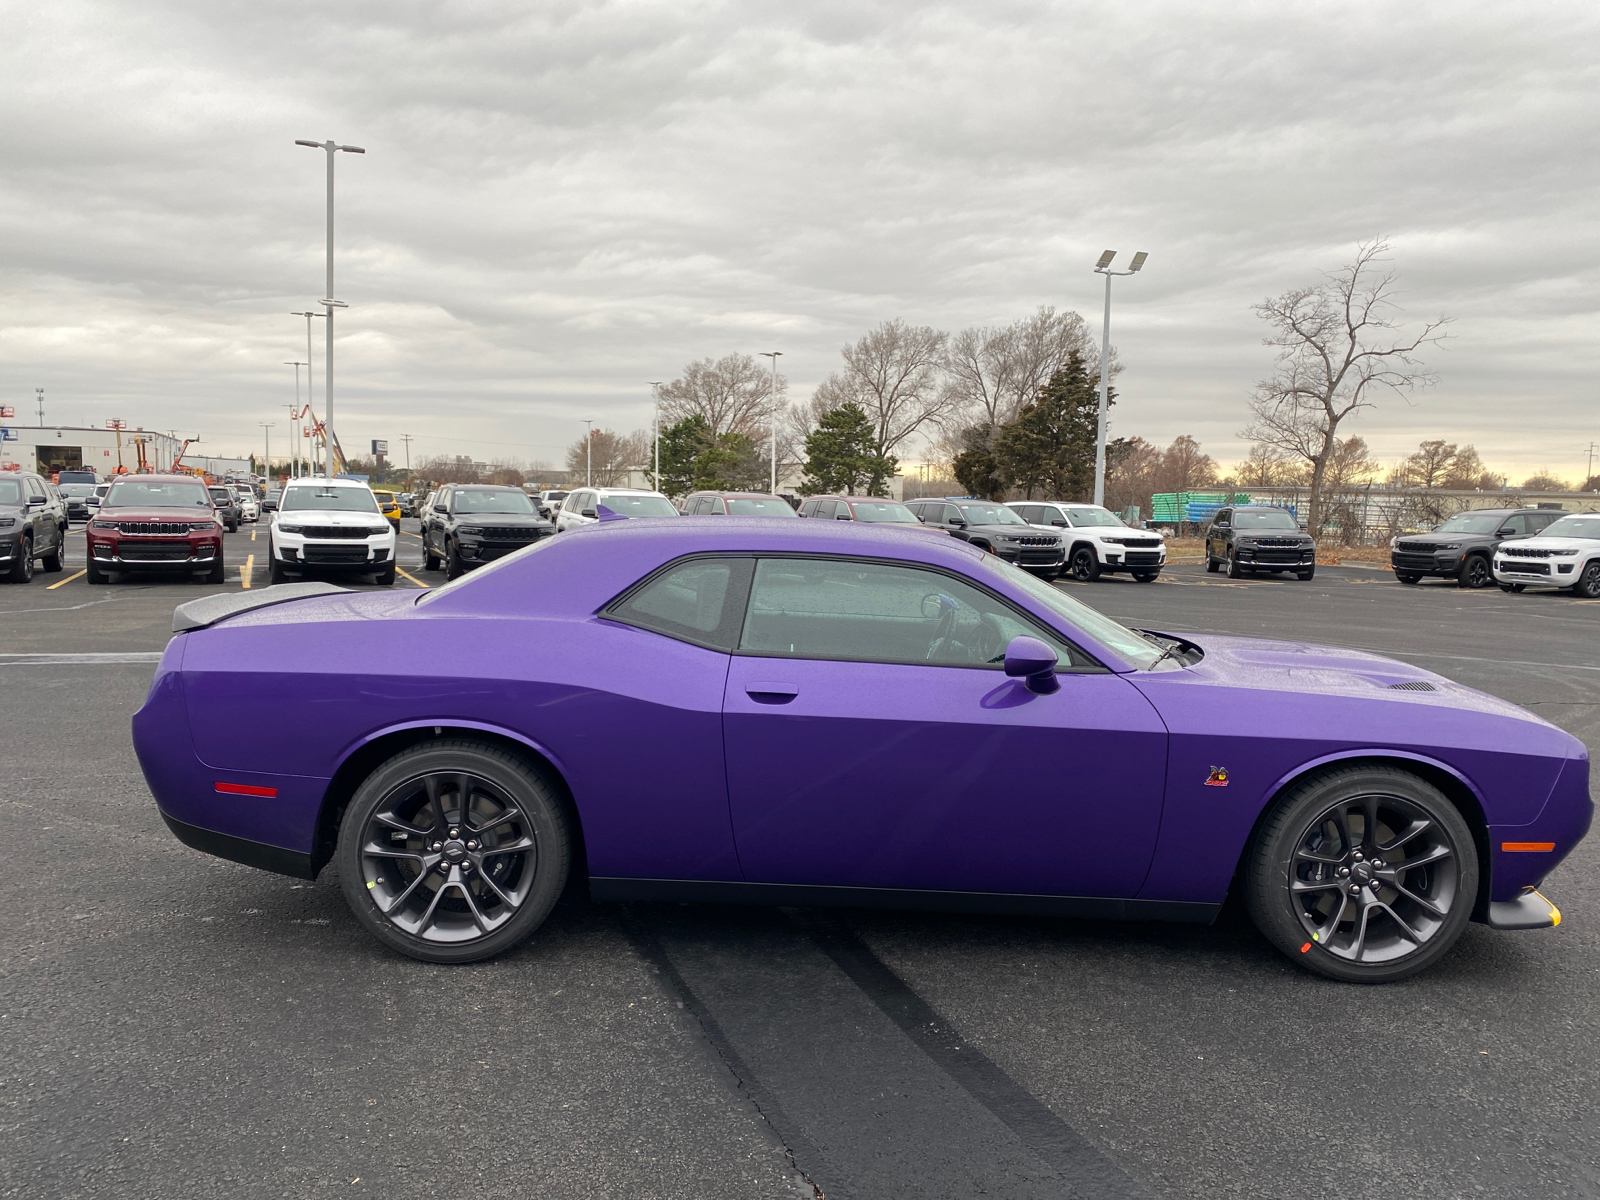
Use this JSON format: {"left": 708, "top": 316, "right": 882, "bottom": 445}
{"left": 421, "top": 484, "right": 555, "bottom": 579}
{"left": 0, "top": 472, "right": 68, "bottom": 583}
{"left": 1391, "top": 507, "right": 1567, "bottom": 588}
{"left": 1204, "top": 505, "right": 1316, "bottom": 580}
{"left": 905, "top": 498, "right": 1065, "bottom": 576}
{"left": 207, "top": 485, "right": 242, "bottom": 532}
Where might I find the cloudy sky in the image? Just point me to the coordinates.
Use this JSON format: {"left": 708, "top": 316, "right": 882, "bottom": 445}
{"left": 3, "top": 0, "right": 1597, "bottom": 480}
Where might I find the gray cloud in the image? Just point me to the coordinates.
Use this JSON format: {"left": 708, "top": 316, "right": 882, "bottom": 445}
{"left": 2, "top": 0, "right": 1597, "bottom": 477}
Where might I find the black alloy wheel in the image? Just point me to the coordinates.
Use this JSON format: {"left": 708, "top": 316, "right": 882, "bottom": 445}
{"left": 1395, "top": 572, "right": 1420, "bottom": 585}
{"left": 269, "top": 553, "right": 288, "bottom": 585}
{"left": 1247, "top": 765, "right": 1476, "bottom": 983}
{"left": 1205, "top": 553, "right": 1220, "bottom": 573}
{"left": 374, "top": 561, "right": 396, "bottom": 586}
{"left": 1458, "top": 555, "right": 1492, "bottom": 589}
{"left": 86, "top": 554, "right": 108, "bottom": 584}
{"left": 1226, "top": 549, "right": 1246, "bottom": 579}
{"left": 1296, "top": 566, "right": 1315, "bottom": 581}
{"left": 205, "top": 553, "right": 225, "bottom": 584}
{"left": 445, "top": 538, "right": 464, "bottom": 580}
{"left": 423, "top": 535, "right": 442, "bottom": 571}
{"left": 337, "top": 741, "right": 571, "bottom": 964}
{"left": 1575, "top": 561, "right": 1600, "bottom": 599}
{"left": 7, "top": 536, "right": 32, "bottom": 583}
{"left": 1069, "top": 546, "right": 1101, "bottom": 582}
{"left": 41, "top": 533, "right": 63, "bottom": 572}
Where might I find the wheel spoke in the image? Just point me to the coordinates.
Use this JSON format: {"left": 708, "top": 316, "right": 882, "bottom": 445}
{"left": 423, "top": 776, "right": 446, "bottom": 834}
{"left": 480, "top": 835, "right": 536, "bottom": 857}
{"left": 456, "top": 773, "right": 476, "bottom": 829}
{"left": 1378, "top": 901, "right": 1424, "bottom": 945}
{"left": 414, "top": 871, "right": 452, "bottom": 935}
{"left": 374, "top": 810, "right": 428, "bottom": 837}
{"left": 475, "top": 867, "right": 517, "bottom": 909}
{"left": 1395, "top": 844, "right": 1451, "bottom": 871}
{"left": 1360, "top": 797, "right": 1382, "bottom": 852}
{"left": 1295, "top": 847, "right": 1344, "bottom": 866}
{"left": 1350, "top": 903, "right": 1374, "bottom": 961}
{"left": 475, "top": 805, "right": 523, "bottom": 832}
{"left": 1316, "top": 892, "right": 1349, "bottom": 949}
{"left": 1292, "top": 877, "right": 1345, "bottom": 894}
{"left": 1382, "top": 817, "right": 1432, "bottom": 853}
{"left": 1387, "top": 879, "right": 1447, "bottom": 918}
{"left": 456, "top": 879, "right": 489, "bottom": 931}
{"left": 361, "top": 839, "right": 424, "bottom": 862}
{"left": 382, "top": 865, "right": 437, "bottom": 915}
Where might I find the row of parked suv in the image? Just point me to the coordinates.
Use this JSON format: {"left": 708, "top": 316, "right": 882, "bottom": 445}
{"left": 1390, "top": 506, "right": 1600, "bottom": 598}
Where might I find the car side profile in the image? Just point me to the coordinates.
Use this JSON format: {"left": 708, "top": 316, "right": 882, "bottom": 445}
{"left": 0, "top": 472, "right": 68, "bottom": 583}
{"left": 1205, "top": 506, "right": 1317, "bottom": 580}
{"left": 1492, "top": 512, "right": 1600, "bottom": 597}
{"left": 798, "top": 495, "right": 943, "bottom": 533}
{"left": 683, "top": 491, "right": 798, "bottom": 517}
{"left": 135, "top": 519, "right": 1588, "bottom": 982}
{"left": 421, "top": 484, "right": 555, "bottom": 579}
{"left": 1008, "top": 501, "right": 1166, "bottom": 582}
{"left": 906, "top": 498, "right": 1064, "bottom": 575}
{"left": 555, "top": 487, "right": 678, "bottom": 531}
{"left": 268, "top": 478, "right": 396, "bottom": 585}
{"left": 87, "top": 475, "right": 223, "bottom": 584}
{"left": 1391, "top": 507, "right": 1568, "bottom": 588}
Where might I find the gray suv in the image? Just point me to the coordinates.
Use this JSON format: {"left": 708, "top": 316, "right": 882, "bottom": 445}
{"left": 905, "top": 498, "right": 1065, "bottom": 576}
{"left": 0, "top": 472, "right": 67, "bottom": 583}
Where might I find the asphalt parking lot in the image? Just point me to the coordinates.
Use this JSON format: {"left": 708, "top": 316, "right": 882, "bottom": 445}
{"left": 3, "top": 523, "right": 1597, "bottom": 1199}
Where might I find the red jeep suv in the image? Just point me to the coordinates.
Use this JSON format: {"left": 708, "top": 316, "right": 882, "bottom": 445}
{"left": 87, "top": 475, "right": 225, "bottom": 584}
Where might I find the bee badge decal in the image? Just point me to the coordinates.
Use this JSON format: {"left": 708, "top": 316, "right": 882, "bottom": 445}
{"left": 1205, "top": 766, "right": 1230, "bottom": 788}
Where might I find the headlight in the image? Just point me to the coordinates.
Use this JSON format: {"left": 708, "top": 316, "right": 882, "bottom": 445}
{"left": 190, "top": 521, "right": 217, "bottom": 532}
{"left": 91, "top": 519, "right": 117, "bottom": 530}
{"left": 458, "top": 526, "right": 484, "bottom": 536}
{"left": 278, "top": 524, "right": 305, "bottom": 535}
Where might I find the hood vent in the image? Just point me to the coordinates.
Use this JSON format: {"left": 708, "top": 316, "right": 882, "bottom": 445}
{"left": 1387, "top": 681, "right": 1437, "bottom": 692}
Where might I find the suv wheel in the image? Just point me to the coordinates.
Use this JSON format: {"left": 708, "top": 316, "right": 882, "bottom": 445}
{"left": 1574, "top": 561, "right": 1600, "bottom": 599}
{"left": 269, "top": 553, "right": 288, "bottom": 585}
{"left": 1068, "top": 546, "right": 1101, "bottom": 582}
{"left": 1132, "top": 571, "right": 1158, "bottom": 583}
{"left": 1498, "top": 582, "right": 1524, "bottom": 593}
{"left": 7, "top": 535, "right": 33, "bottom": 583}
{"left": 423, "top": 536, "right": 442, "bottom": 571}
{"left": 1457, "top": 554, "right": 1492, "bottom": 589}
{"left": 1226, "top": 549, "right": 1246, "bottom": 579}
{"left": 1395, "top": 572, "right": 1420, "bottom": 585}
{"left": 445, "top": 538, "right": 465, "bottom": 580}
{"left": 41, "top": 535, "right": 64, "bottom": 573}
{"left": 1205, "top": 553, "right": 1220, "bottom": 573}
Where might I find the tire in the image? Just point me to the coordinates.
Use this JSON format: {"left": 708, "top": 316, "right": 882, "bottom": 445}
{"left": 269, "top": 553, "right": 288, "bottom": 585}
{"left": 1457, "top": 554, "right": 1492, "bottom": 589}
{"left": 1296, "top": 567, "right": 1315, "bottom": 581}
{"left": 423, "top": 537, "right": 442, "bottom": 572}
{"left": 86, "top": 555, "right": 108, "bottom": 584}
{"left": 335, "top": 739, "right": 572, "bottom": 964}
{"left": 205, "top": 553, "right": 225, "bottom": 584}
{"left": 1395, "top": 573, "right": 1420, "bottom": 585}
{"left": 445, "top": 539, "right": 464, "bottom": 581}
{"left": 1205, "top": 554, "right": 1220, "bottom": 573}
{"left": 375, "top": 561, "right": 397, "bottom": 586}
{"left": 1574, "top": 561, "right": 1600, "bottom": 599}
{"left": 1245, "top": 764, "right": 1477, "bottom": 983}
{"left": 42, "top": 533, "right": 63, "bottom": 573}
{"left": 228, "top": 520, "right": 238, "bottom": 533}
{"left": 1068, "top": 546, "right": 1101, "bottom": 582}
{"left": 7, "top": 536, "right": 33, "bottom": 583}
{"left": 1132, "top": 571, "right": 1158, "bottom": 583}
{"left": 1226, "top": 549, "right": 1245, "bottom": 579}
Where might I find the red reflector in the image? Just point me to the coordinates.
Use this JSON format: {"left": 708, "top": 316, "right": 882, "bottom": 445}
{"left": 214, "top": 782, "right": 278, "bottom": 798}
{"left": 1501, "top": 842, "right": 1555, "bottom": 852}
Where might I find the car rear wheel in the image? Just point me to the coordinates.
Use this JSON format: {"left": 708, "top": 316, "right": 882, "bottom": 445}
{"left": 336, "top": 740, "right": 571, "bottom": 964}
{"left": 1246, "top": 765, "right": 1477, "bottom": 983}
{"left": 41, "top": 533, "right": 63, "bottom": 572}
{"left": 423, "top": 537, "right": 442, "bottom": 571}
{"left": 1574, "top": 561, "right": 1600, "bottom": 599}
{"left": 1068, "top": 546, "right": 1100, "bottom": 581}
{"left": 7, "top": 536, "right": 32, "bottom": 583}
{"left": 1457, "top": 555, "right": 1492, "bottom": 589}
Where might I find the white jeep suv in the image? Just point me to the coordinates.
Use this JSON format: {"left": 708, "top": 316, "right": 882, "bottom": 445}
{"left": 555, "top": 487, "right": 678, "bottom": 531}
{"left": 269, "top": 478, "right": 397, "bottom": 585}
{"left": 1493, "top": 512, "right": 1600, "bottom": 598}
{"left": 1005, "top": 501, "right": 1167, "bottom": 582}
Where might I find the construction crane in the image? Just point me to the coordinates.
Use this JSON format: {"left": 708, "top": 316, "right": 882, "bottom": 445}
{"left": 172, "top": 437, "right": 203, "bottom": 476}
{"left": 297, "top": 406, "right": 347, "bottom": 475}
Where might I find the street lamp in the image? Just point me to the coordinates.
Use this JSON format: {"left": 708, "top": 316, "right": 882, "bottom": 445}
{"left": 582, "top": 419, "right": 593, "bottom": 488}
{"left": 759, "top": 352, "right": 782, "bottom": 495}
{"left": 284, "top": 362, "right": 307, "bottom": 479}
{"left": 295, "top": 138, "right": 365, "bottom": 478}
{"left": 290, "top": 311, "right": 319, "bottom": 460}
{"left": 260, "top": 423, "right": 274, "bottom": 481}
{"left": 648, "top": 382, "right": 663, "bottom": 492}
{"left": 1091, "top": 249, "right": 1147, "bottom": 508}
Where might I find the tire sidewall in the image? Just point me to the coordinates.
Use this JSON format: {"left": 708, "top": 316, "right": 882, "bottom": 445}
{"left": 1246, "top": 765, "right": 1479, "bottom": 983}
{"left": 335, "top": 740, "right": 571, "bottom": 964}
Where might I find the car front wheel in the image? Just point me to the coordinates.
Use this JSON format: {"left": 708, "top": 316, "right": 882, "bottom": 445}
{"left": 7, "top": 536, "right": 32, "bottom": 583}
{"left": 445, "top": 539, "right": 465, "bottom": 580}
{"left": 1574, "top": 561, "right": 1600, "bottom": 599}
{"left": 1395, "top": 572, "right": 1419, "bottom": 585}
{"left": 1068, "top": 547, "right": 1100, "bottom": 581}
{"left": 336, "top": 740, "right": 572, "bottom": 964}
{"left": 1246, "top": 764, "right": 1477, "bottom": 983}
{"left": 1458, "top": 555, "right": 1492, "bottom": 589}
{"left": 1226, "top": 549, "right": 1246, "bottom": 579}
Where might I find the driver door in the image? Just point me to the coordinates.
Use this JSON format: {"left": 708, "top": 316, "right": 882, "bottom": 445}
{"left": 722, "top": 556, "right": 1168, "bottom": 898}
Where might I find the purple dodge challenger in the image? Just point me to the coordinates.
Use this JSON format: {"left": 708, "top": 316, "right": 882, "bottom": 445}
{"left": 133, "top": 519, "right": 1590, "bottom": 981}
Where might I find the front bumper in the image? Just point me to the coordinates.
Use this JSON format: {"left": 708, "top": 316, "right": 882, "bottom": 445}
{"left": 1392, "top": 550, "right": 1465, "bottom": 577}
{"left": 1495, "top": 557, "right": 1578, "bottom": 586}
{"left": 456, "top": 531, "right": 551, "bottom": 566}
{"left": 1484, "top": 890, "right": 1561, "bottom": 930}
{"left": 89, "top": 537, "right": 221, "bottom": 570}
{"left": 1237, "top": 546, "right": 1315, "bottom": 568}
{"left": 1100, "top": 546, "right": 1167, "bottom": 571}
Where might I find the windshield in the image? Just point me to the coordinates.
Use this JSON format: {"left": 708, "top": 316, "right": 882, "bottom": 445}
{"left": 957, "top": 503, "right": 1027, "bottom": 526}
{"left": 106, "top": 479, "right": 212, "bottom": 508}
{"left": 851, "top": 501, "right": 918, "bottom": 523}
{"left": 981, "top": 555, "right": 1166, "bottom": 669}
{"left": 1434, "top": 512, "right": 1508, "bottom": 534}
{"left": 1234, "top": 509, "right": 1299, "bottom": 530}
{"left": 1540, "top": 515, "right": 1600, "bottom": 540}
{"left": 1060, "top": 507, "right": 1123, "bottom": 527}
{"left": 725, "top": 497, "right": 798, "bottom": 517}
{"left": 59, "top": 484, "right": 98, "bottom": 497}
{"left": 0, "top": 479, "right": 23, "bottom": 505}
{"left": 208, "top": 488, "right": 232, "bottom": 503}
{"left": 600, "top": 493, "right": 678, "bottom": 517}
{"left": 372, "top": 491, "right": 396, "bottom": 504}
{"left": 281, "top": 486, "right": 379, "bottom": 513}
{"left": 454, "top": 490, "right": 536, "bottom": 515}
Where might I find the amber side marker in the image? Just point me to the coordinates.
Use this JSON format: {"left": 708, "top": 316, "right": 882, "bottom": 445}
{"left": 214, "top": 782, "right": 278, "bottom": 798}
{"left": 1501, "top": 842, "right": 1555, "bottom": 852}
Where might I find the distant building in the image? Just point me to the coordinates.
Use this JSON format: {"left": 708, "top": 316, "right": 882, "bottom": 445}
{"left": 0, "top": 424, "right": 185, "bottom": 477}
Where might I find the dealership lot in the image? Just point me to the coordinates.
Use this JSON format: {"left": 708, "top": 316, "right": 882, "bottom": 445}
{"left": 3, "top": 531, "right": 1597, "bottom": 1199}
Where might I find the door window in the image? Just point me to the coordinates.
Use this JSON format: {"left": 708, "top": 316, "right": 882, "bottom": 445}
{"left": 605, "top": 557, "right": 755, "bottom": 651}
{"left": 798, "top": 500, "right": 818, "bottom": 517}
{"left": 1500, "top": 514, "right": 1529, "bottom": 536}
{"left": 738, "top": 558, "right": 1091, "bottom": 669}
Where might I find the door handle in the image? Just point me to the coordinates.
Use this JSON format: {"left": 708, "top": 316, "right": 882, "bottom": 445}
{"left": 744, "top": 681, "right": 799, "bottom": 703}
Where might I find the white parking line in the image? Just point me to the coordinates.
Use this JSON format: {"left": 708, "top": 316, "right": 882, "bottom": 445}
{"left": 0, "top": 652, "right": 164, "bottom": 664}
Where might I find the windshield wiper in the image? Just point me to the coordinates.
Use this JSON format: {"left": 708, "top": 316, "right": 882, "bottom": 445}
{"left": 1137, "top": 629, "right": 1188, "bottom": 670}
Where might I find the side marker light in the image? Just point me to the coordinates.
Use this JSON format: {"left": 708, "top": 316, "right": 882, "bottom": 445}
{"left": 214, "top": 782, "right": 278, "bottom": 797}
{"left": 1501, "top": 842, "right": 1555, "bottom": 852}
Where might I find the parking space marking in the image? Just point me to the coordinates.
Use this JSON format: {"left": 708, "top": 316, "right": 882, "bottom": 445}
{"left": 395, "top": 568, "right": 429, "bottom": 589}
{"left": 241, "top": 554, "right": 254, "bottom": 589}
{"left": 0, "top": 651, "right": 163, "bottom": 664}
{"left": 46, "top": 570, "right": 86, "bottom": 590}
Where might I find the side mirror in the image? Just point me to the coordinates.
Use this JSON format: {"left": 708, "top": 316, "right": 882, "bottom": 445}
{"left": 1051, "top": 518, "right": 1067, "bottom": 527}
{"left": 1497, "top": 527, "right": 1514, "bottom": 537}
{"left": 26, "top": 498, "right": 44, "bottom": 508}
{"left": 950, "top": 517, "right": 967, "bottom": 528}
{"left": 1004, "top": 635, "right": 1060, "bottom": 695}
{"left": 835, "top": 511, "right": 852, "bottom": 520}
{"left": 582, "top": 507, "right": 597, "bottom": 519}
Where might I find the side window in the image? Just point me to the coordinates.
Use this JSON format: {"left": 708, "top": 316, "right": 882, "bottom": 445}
{"left": 561, "top": 492, "right": 580, "bottom": 513}
{"left": 799, "top": 500, "right": 818, "bottom": 518}
{"left": 1529, "top": 513, "right": 1561, "bottom": 533}
{"left": 809, "top": 500, "right": 833, "bottom": 519}
{"left": 605, "top": 557, "right": 755, "bottom": 651}
{"left": 1214, "top": 509, "right": 1231, "bottom": 528}
{"left": 27, "top": 478, "right": 46, "bottom": 502}
{"left": 710, "top": 497, "right": 727, "bottom": 515}
{"left": 942, "top": 504, "right": 963, "bottom": 524}
{"left": 738, "top": 558, "right": 1092, "bottom": 669}
{"left": 834, "top": 503, "right": 853, "bottom": 520}
{"left": 1500, "top": 514, "right": 1529, "bottom": 536}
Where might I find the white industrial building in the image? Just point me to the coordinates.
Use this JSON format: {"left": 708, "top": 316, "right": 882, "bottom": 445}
{"left": 0, "top": 424, "right": 189, "bottom": 477}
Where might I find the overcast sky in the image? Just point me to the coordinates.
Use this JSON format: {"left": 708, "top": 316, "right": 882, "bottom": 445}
{"left": 3, "top": 0, "right": 1597, "bottom": 480}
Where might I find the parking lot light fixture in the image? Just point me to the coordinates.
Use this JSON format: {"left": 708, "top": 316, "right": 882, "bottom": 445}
{"left": 582, "top": 419, "right": 593, "bottom": 488}
{"left": 759, "top": 352, "right": 782, "bottom": 494}
{"left": 1092, "top": 249, "right": 1148, "bottom": 507}
{"left": 649, "top": 383, "right": 663, "bottom": 492}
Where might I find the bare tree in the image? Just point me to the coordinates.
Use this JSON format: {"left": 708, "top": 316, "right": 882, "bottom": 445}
{"left": 1154, "top": 435, "right": 1218, "bottom": 494}
{"left": 1236, "top": 442, "right": 1299, "bottom": 488}
{"left": 1522, "top": 472, "right": 1570, "bottom": 491}
{"left": 944, "top": 307, "right": 1100, "bottom": 430}
{"left": 658, "top": 354, "right": 785, "bottom": 440}
{"left": 1388, "top": 439, "right": 1459, "bottom": 489}
{"left": 565, "top": 428, "right": 647, "bottom": 487}
{"left": 812, "top": 319, "right": 954, "bottom": 461}
{"left": 1241, "top": 240, "right": 1449, "bottom": 534}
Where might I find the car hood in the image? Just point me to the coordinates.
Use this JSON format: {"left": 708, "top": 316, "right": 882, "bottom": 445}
{"left": 274, "top": 511, "right": 389, "bottom": 529}
{"left": 1153, "top": 631, "right": 1547, "bottom": 723}
{"left": 97, "top": 507, "right": 217, "bottom": 523}
{"left": 971, "top": 524, "right": 1058, "bottom": 537}
{"left": 453, "top": 513, "right": 552, "bottom": 527}
{"left": 1496, "top": 536, "right": 1599, "bottom": 553}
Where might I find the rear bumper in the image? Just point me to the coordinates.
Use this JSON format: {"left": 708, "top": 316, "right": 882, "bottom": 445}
{"left": 160, "top": 811, "right": 315, "bottom": 879}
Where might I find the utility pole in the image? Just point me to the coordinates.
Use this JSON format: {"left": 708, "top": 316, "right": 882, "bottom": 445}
{"left": 1586, "top": 441, "right": 1598, "bottom": 483}
{"left": 260, "top": 423, "right": 273, "bottom": 480}
{"left": 648, "top": 383, "right": 663, "bottom": 491}
{"left": 1091, "top": 249, "right": 1148, "bottom": 507}
{"left": 400, "top": 434, "right": 413, "bottom": 477}
{"left": 35, "top": 388, "right": 44, "bottom": 425}
{"left": 759, "top": 352, "right": 782, "bottom": 494}
{"left": 284, "top": 361, "right": 306, "bottom": 479}
{"left": 295, "top": 138, "right": 364, "bottom": 479}
{"left": 583, "top": 419, "right": 594, "bottom": 488}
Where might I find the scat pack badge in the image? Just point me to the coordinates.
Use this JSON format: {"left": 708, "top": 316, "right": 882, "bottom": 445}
{"left": 1204, "top": 766, "right": 1230, "bottom": 788}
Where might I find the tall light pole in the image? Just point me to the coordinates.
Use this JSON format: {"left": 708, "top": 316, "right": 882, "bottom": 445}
{"left": 1091, "top": 249, "right": 1147, "bottom": 508}
{"left": 295, "top": 138, "right": 365, "bottom": 479}
{"left": 284, "top": 362, "right": 306, "bottom": 479}
{"left": 260, "top": 423, "right": 273, "bottom": 480}
{"left": 759, "top": 352, "right": 782, "bottom": 494}
{"left": 290, "top": 311, "right": 319, "bottom": 460}
{"left": 35, "top": 388, "right": 44, "bottom": 425}
{"left": 648, "top": 382, "right": 663, "bottom": 491}
{"left": 582, "top": 419, "right": 594, "bottom": 488}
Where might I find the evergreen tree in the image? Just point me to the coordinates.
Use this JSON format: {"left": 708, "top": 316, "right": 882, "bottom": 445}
{"left": 992, "top": 350, "right": 1109, "bottom": 500}
{"left": 951, "top": 424, "right": 1006, "bottom": 500}
{"left": 801, "top": 403, "right": 896, "bottom": 495}
{"left": 656, "top": 415, "right": 714, "bottom": 499}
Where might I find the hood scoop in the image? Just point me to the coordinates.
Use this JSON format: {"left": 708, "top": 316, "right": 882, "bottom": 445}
{"left": 1386, "top": 680, "right": 1437, "bottom": 692}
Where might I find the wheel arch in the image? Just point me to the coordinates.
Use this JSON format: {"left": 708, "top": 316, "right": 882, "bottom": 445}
{"left": 310, "top": 721, "right": 587, "bottom": 882}
{"left": 1069, "top": 539, "right": 1099, "bottom": 562}
{"left": 1225, "top": 750, "right": 1493, "bottom": 921}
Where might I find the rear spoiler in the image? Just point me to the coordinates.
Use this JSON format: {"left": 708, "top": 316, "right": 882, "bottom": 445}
{"left": 172, "top": 582, "right": 352, "bottom": 633}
